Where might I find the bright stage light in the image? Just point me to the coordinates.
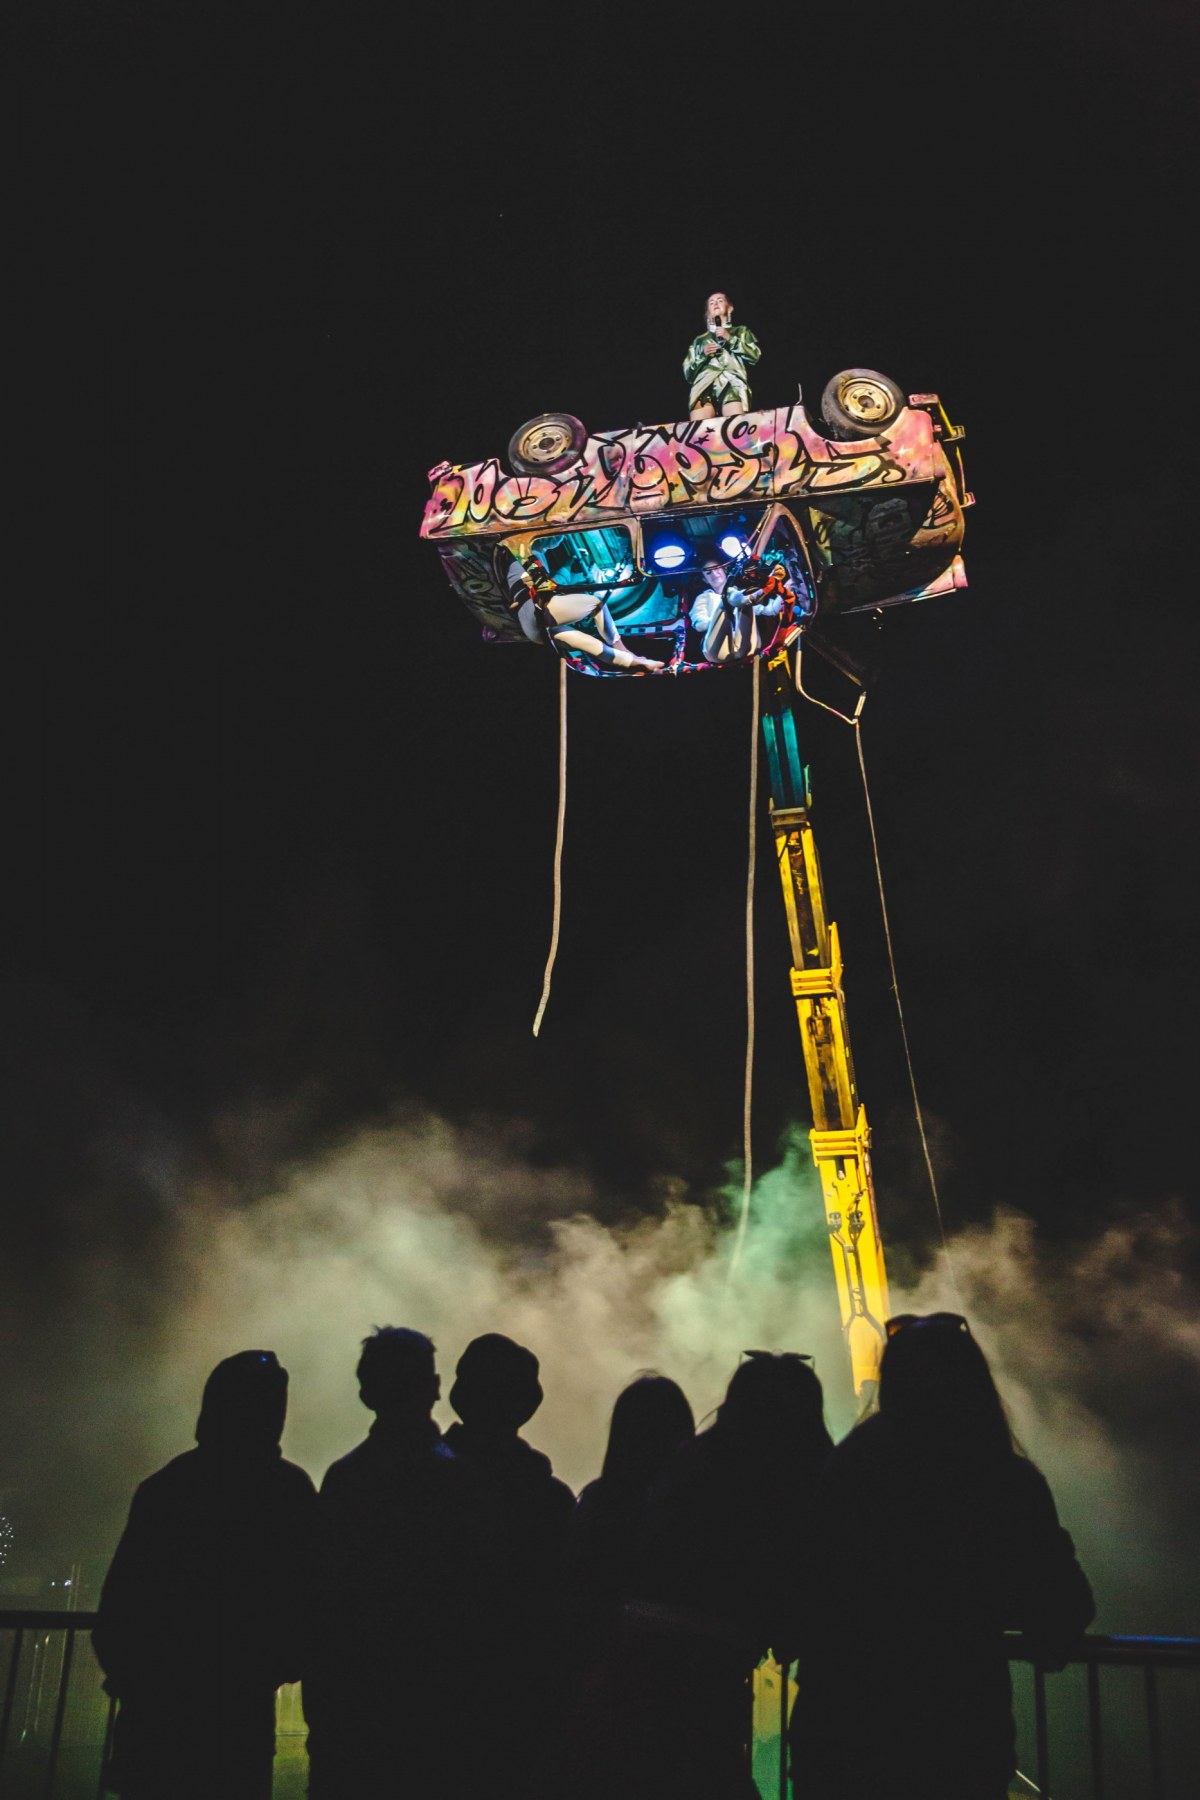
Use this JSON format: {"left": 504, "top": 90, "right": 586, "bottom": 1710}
{"left": 651, "top": 542, "right": 687, "bottom": 570}
{"left": 719, "top": 534, "right": 747, "bottom": 559}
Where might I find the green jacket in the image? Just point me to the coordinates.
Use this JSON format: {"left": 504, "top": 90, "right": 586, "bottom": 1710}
{"left": 683, "top": 324, "right": 761, "bottom": 400}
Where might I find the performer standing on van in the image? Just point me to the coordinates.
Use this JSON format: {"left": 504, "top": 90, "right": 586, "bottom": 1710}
{"left": 684, "top": 294, "right": 761, "bottom": 418}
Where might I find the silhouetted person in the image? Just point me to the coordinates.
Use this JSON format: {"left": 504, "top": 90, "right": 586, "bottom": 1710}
{"left": 443, "top": 1333, "right": 575, "bottom": 1798}
{"left": 562, "top": 1373, "right": 695, "bottom": 1673}
{"left": 92, "top": 1350, "right": 317, "bottom": 1800}
{"left": 790, "top": 1312, "right": 1095, "bottom": 1800}
{"left": 567, "top": 1351, "right": 833, "bottom": 1800}
{"left": 304, "top": 1326, "right": 471, "bottom": 1799}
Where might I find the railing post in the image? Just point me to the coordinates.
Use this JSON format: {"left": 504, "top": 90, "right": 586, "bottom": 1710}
{"left": 1034, "top": 1664, "right": 1051, "bottom": 1798}
{"left": 0, "top": 1625, "right": 25, "bottom": 1785}
{"left": 1086, "top": 1658, "right": 1104, "bottom": 1800}
{"left": 43, "top": 1624, "right": 75, "bottom": 1798}
{"left": 1144, "top": 1663, "right": 1164, "bottom": 1800}
{"left": 743, "top": 1667, "right": 755, "bottom": 1783}
{"left": 96, "top": 1691, "right": 117, "bottom": 1800}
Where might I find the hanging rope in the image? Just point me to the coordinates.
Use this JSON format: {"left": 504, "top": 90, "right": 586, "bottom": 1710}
{"left": 853, "top": 720, "right": 960, "bottom": 1294}
{"left": 794, "top": 638, "right": 863, "bottom": 727}
{"left": 532, "top": 659, "right": 568, "bottom": 1038}
{"left": 795, "top": 643, "right": 962, "bottom": 1299}
{"left": 730, "top": 655, "right": 761, "bottom": 1277}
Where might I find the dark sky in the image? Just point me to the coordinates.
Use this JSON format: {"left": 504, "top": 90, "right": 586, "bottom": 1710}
{"left": 9, "top": 8, "right": 1197, "bottom": 1343}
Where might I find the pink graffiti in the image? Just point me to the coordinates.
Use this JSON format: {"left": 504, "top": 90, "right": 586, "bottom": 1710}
{"left": 493, "top": 475, "right": 561, "bottom": 521}
{"left": 420, "top": 402, "right": 938, "bottom": 540}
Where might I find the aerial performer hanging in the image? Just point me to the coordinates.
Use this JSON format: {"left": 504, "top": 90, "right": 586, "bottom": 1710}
{"left": 420, "top": 300, "right": 973, "bottom": 1396}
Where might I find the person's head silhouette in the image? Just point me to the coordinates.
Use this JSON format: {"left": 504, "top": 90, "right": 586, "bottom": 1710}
{"left": 449, "top": 1334, "right": 542, "bottom": 1435}
{"left": 879, "top": 1313, "right": 1013, "bottom": 1458}
{"left": 717, "top": 1351, "right": 832, "bottom": 1462}
{"left": 194, "top": 1350, "right": 288, "bottom": 1453}
{"left": 356, "top": 1327, "right": 439, "bottom": 1421}
{"left": 601, "top": 1373, "right": 694, "bottom": 1488}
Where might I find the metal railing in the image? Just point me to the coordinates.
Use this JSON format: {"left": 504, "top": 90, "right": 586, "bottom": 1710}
{"left": 3, "top": 1612, "right": 1197, "bottom": 1800}
{"left": 0, "top": 1611, "right": 111, "bottom": 1800}
{"left": 753, "top": 1635, "right": 1200, "bottom": 1800}
{"left": 1006, "top": 1632, "right": 1200, "bottom": 1800}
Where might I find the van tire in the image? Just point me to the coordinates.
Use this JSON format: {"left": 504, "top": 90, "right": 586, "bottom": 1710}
{"left": 508, "top": 413, "right": 588, "bottom": 475}
{"left": 820, "top": 370, "right": 906, "bottom": 440}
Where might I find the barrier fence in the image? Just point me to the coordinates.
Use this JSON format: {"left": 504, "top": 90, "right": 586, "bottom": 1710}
{"left": 0, "top": 1613, "right": 111, "bottom": 1800}
{"left": 2, "top": 1611, "right": 1197, "bottom": 1799}
{"left": 1004, "top": 1632, "right": 1200, "bottom": 1800}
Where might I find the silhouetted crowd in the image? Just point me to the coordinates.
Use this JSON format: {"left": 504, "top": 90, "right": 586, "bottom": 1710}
{"left": 92, "top": 1317, "right": 1095, "bottom": 1800}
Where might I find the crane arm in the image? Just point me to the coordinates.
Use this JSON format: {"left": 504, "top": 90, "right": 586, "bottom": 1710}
{"left": 760, "top": 640, "right": 890, "bottom": 1398}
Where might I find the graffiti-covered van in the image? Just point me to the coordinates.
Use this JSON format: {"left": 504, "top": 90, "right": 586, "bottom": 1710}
{"left": 420, "top": 369, "right": 972, "bottom": 677}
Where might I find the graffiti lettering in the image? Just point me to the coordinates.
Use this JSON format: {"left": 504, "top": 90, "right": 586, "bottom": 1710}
{"left": 493, "top": 475, "right": 560, "bottom": 521}
{"left": 425, "top": 470, "right": 469, "bottom": 533}
{"left": 805, "top": 453, "right": 895, "bottom": 493}
{"left": 421, "top": 401, "right": 945, "bottom": 539}
{"left": 772, "top": 425, "right": 813, "bottom": 494}
{"left": 626, "top": 429, "right": 711, "bottom": 509}
{"left": 544, "top": 440, "right": 628, "bottom": 524}
{"left": 467, "top": 460, "right": 500, "bottom": 525}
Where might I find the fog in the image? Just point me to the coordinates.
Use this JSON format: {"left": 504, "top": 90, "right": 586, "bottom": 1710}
{"left": 6, "top": 1107, "right": 1195, "bottom": 1645}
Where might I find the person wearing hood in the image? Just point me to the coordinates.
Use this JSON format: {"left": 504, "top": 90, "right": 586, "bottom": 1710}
{"left": 305, "top": 1325, "right": 472, "bottom": 1798}
{"left": 444, "top": 1333, "right": 575, "bottom": 1798}
{"left": 92, "top": 1350, "right": 318, "bottom": 1800}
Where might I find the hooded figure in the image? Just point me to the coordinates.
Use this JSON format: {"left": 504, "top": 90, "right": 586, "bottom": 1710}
{"left": 92, "top": 1351, "right": 318, "bottom": 1800}
{"left": 443, "top": 1334, "right": 575, "bottom": 1798}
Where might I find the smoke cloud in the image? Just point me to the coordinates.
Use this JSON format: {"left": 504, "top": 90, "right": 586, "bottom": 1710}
{"left": 132, "top": 1117, "right": 851, "bottom": 1498}
{"left": 897, "top": 1203, "right": 1200, "bottom": 1633}
{"left": 4, "top": 1106, "right": 1198, "bottom": 1645}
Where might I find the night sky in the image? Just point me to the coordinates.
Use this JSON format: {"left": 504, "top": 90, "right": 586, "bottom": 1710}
{"left": 8, "top": 5, "right": 1198, "bottom": 1594}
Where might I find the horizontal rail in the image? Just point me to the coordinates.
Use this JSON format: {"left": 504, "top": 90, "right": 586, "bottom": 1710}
{"left": 0, "top": 1614, "right": 99, "bottom": 1632}
{"left": 2, "top": 1616, "right": 1197, "bottom": 1800}
{"left": 7, "top": 1617, "right": 1194, "bottom": 1661}
{"left": 1004, "top": 1634, "right": 1199, "bottom": 1800}
{"left": 1006, "top": 1632, "right": 1200, "bottom": 1670}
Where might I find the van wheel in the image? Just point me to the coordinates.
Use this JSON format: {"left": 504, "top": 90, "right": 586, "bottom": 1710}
{"left": 820, "top": 370, "right": 906, "bottom": 440}
{"left": 508, "top": 412, "right": 588, "bottom": 475}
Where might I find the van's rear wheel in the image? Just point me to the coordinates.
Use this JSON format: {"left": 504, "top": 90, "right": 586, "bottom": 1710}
{"left": 508, "top": 412, "right": 588, "bottom": 475}
{"left": 820, "top": 369, "right": 906, "bottom": 440}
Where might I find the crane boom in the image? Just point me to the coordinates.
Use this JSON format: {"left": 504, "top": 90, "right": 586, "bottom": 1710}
{"left": 760, "top": 641, "right": 890, "bottom": 1397}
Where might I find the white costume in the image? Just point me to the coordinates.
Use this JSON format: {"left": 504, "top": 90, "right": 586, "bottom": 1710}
{"left": 689, "top": 578, "right": 783, "bottom": 663}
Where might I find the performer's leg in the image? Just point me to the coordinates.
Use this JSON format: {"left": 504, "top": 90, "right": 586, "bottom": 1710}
{"left": 688, "top": 367, "right": 720, "bottom": 420}
{"left": 716, "top": 375, "right": 751, "bottom": 418}
{"left": 551, "top": 626, "right": 662, "bottom": 672}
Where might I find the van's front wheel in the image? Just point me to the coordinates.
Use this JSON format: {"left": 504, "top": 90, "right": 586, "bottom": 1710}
{"left": 508, "top": 412, "right": 588, "bottom": 475}
{"left": 820, "top": 369, "right": 906, "bottom": 440}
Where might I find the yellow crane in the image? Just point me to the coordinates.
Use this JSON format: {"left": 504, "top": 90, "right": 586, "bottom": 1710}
{"left": 760, "top": 640, "right": 889, "bottom": 1397}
